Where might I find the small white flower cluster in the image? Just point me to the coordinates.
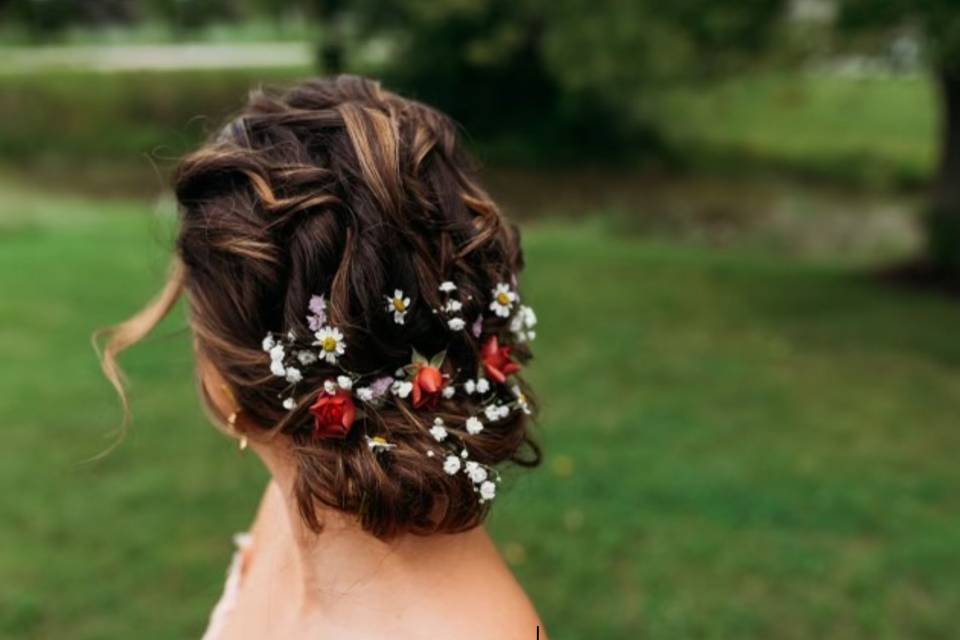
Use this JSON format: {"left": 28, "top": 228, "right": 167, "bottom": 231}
{"left": 437, "top": 281, "right": 468, "bottom": 331}
{"left": 462, "top": 377, "right": 491, "bottom": 396}
{"left": 428, "top": 417, "right": 500, "bottom": 503}
{"left": 384, "top": 288, "right": 411, "bottom": 325}
{"left": 510, "top": 304, "right": 537, "bottom": 343}
{"left": 483, "top": 402, "right": 512, "bottom": 422}
{"left": 355, "top": 376, "right": 394, "bottom": 405}
{"left": 262, "top": 331, "right": 326, "bottom": 410}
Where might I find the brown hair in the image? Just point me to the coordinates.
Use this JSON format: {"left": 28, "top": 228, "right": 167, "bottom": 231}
{"left": 98, "top": 75, "right": 540, "bottom": 539}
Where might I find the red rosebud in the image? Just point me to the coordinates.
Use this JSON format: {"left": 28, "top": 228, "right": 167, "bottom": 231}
{"left": 412, "top": 365, "right": 445, "bottom": 409}
{"left": 309, "top": 387, "right": 356, "bottom": 439}
{"left": 481, "top": 335, "right": 520, "bottom": 384}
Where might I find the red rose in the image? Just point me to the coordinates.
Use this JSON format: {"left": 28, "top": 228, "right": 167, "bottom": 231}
{"left": 309, "top": 387, "right": 356, "bottom": 439}
{"left": 412, "top": 365, "right": 445, "bottom": 409}
{"left": 481, "top": 335, "right": 520, "bottom": 384}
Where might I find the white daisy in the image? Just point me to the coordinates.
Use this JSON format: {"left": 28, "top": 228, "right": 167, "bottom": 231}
{"left": 489, "top": 282, "right": 517, "bottom": 318}
{"left": 285, "top": 367, "right": 303, "bottom": 384}
{"left": 366, "top": 435, "right": 396, "bottom": 452}
{"left": 391, "top": 380, "right": 413, "bottom": 398}
{"left": 465, "top": 416, "right": 484, "bottom": 435}
{"left": 384, "top": 289, "right": 411, "bottom": 325}
{"left": 313, "top": 326, "right": 346, "bottom": 364}
{"left": 438, "top": 281, "right": 457, "bottom": 293}
{"left": 443, "top": 455, "right": 462, "bottom": 475}
{"left": 296, "top": 350, "right": 317, "bottom": 365}
{"left": 479, "top": 480, "right": 496, "bottom": 502}
{"left": 447, "top": 317, "right": 466, "bottom": 331}
{"left": 512, "top": 384, "right": 532, "bottom": 415}
{"left": 429, "top": 418, "right": 448, "bottom": 442}
{"left": 465, "top": 461, "right": 488, "bottom": 484}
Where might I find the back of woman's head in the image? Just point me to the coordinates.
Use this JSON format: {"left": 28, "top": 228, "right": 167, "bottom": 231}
{"left": 103, "top": 75, "right": 540, "bottom": 539}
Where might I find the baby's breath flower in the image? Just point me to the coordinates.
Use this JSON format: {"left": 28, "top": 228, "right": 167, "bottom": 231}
{"left": 262, "top": 334, "right": 275, "bottom": 351}
{"left": 391, "top": 380, "right": 413, "bottom": 398}
{"left": 438, "top": 281, "right": 457, "bottom": 293}
{"left": 285, "top": 367, "right": 303, "bottom": 384}
{"left": 355, "top": 387, "right": 374, "bottom": 402}
{"left": 324, "top": 380, "right": 338, "bottom": 395}
{"left": 447, "top": 317, "right": 466, "bottom": 331}
{"left": 475, "top": 378, "right": 490, "bottom": 394}
{"left": 337, "top": 375, "right": 353, "bottom": 390}
{"left": 444, "top": 299, "right": 463, "bottom": 313}
{"left": 479, "top": 480, "right": 497, "bottom": 502}
{"left": 282, "top": 397, "right": 296, "bottom": 410}
{"left": 443, "top": 455, "right": 462, "bottom": 475}
{"left": 442, "top": 385, "right": 455, "bottom": 399}
{"left": 297, "top": 350, "right": 317, "bottom": 365}
{"left": 269, "top": 360, "right": 286, "bottom": 377}
{"left": 465, "top": 461, "right": 488, "bottom": 484}
{"left": 465, "top": 416, "right": 484, "bottom": 435}
{"left": 510, "top": 304, "right": 538, "bottom": 342}
{"left": 429, "top": 417, "right": 448, "bottom": 442}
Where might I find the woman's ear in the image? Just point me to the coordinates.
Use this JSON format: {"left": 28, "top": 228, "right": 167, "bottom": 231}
{"left": 195, "top": 352, "right": 239, "bottom": 431}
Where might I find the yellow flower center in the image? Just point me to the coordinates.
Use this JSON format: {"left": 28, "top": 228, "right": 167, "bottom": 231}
{"left": 392, "top": 298, "right": 406, "bottom": 312}
{"left": 322, "top": 337, "right": 337, "bottom": 352}
{"left": 496, "top": 292, "right": 510, "bottom": 305}
{"left": 371, "top": 436, "right": 388, "bottom": 445}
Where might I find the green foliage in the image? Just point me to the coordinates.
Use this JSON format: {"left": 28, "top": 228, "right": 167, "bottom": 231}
{"left": 349, "top": 0, "right": 788, "bottom": 158}
{"left": 838, "top": 0, "right": 960, "bottom": 69}
{"left": 2, "top": 185, "right": 960, "bottom": 638}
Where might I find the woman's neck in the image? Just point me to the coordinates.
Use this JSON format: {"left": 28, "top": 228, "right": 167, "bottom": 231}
{"left": 251, "top": 444, "right": 496, "bottom": 614}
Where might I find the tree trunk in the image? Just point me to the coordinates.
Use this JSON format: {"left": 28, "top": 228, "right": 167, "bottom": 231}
{"left": 927, "top": 66, "right": 960, "bottom": 275}
{"left": 311, "top": 0, "right": 345, "bottom": 75}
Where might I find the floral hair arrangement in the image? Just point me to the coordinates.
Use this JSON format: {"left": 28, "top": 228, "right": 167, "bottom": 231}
{"left": 260, "top": 280, "right": 537, "bottom": 504}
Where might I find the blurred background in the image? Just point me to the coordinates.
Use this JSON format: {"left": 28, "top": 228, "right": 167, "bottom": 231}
{"left": 2, "top": 1, "right": 959, "bottom": 638}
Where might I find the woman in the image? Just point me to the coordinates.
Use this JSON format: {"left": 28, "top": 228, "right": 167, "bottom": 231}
{"left": 99, "top": 76, "right": 545, "bottom": 639}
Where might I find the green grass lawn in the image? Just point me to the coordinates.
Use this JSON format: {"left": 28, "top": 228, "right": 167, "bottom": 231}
{"left": 659, "top": 72, "right": 936, "bottom": 189}
{"left": 2, "top": 186, "right": 960, "bottom": 639}
{"left": 0, "top": 69, "right": 938, "bottom": 191}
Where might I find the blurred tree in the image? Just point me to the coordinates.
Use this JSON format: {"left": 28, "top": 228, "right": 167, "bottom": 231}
{"left": 143, "top": 0, "right": 240, "bottom": 36}
{"left": 1, "top": 0, "right": 138, "bottom": 40}
{"left": 838, "top": 0, "right": 960, "bottom": 275}
{"left": 347, "top": 0, "right": 787, "bottom": 162}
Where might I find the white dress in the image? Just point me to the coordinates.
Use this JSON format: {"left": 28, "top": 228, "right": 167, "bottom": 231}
{"left": 201, "top": 533, "right": 252, "bottom": 640}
